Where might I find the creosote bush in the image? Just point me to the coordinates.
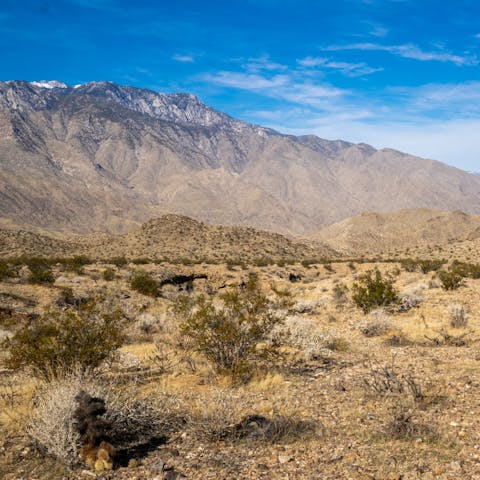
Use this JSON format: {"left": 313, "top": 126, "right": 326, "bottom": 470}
{"left": 63, "top": 255, "right": 92, "bottom": 274}
{"left": 351, "top": 269, "right": 398, "bottom": 313}
{"left": 103, "top": 267, "right": 115, "bottom": 281}
{"left": 0, "top": 259, "right": 14, "bottom": 280}
{"left": 129, "top": 272, "right": 159, "bottom": 297}
{"left": 3, "top": 300, "right": 125, "bottom": 380}
{"left": 174, "top": 275, "right": 283, "bottom": 379}
{"left": 437, "top": 269, "right": 464, "bottom": 290}
{"left": 26, "top": 258, "right": 55, "bottom": 285}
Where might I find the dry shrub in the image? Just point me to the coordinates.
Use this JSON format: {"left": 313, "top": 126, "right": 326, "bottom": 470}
{"left": 384, "top": 403, "right": 437, "bottom": 441}
{"left": 448, "top": 304, "right": 468, "bottom": 328}
{"left": 290, "top": 299, "right": 320, "bottom": 314}
{"left": 187, "top": 388, "right": 315, "bottom": 442}
{"left": 397, "top": 293, "right": 423, "bottom": 313}
{"left": 27, "top": 374, "right": 183, "bottom": 469}
{"left": 359, "top": 309, "right": 392, "bottom": 337}
{"left": 363, "top": 358, "right": 423, "bottom": 402}
{"left": 425, "top": 328, "right": 472, "bottom": 347}
{"left": 270, "top": 315, "right": 331, "bottom": 361}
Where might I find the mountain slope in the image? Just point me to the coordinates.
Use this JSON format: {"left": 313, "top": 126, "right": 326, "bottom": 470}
{"left": 1, "top": 80, "right": 480, "bottom": 236}
{"left": 309, "top": 209, "right": 480, "bottom": 255}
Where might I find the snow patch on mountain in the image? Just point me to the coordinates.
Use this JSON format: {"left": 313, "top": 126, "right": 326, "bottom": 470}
{"left": 30, "top": 81, "right": 68, "bottom": 89}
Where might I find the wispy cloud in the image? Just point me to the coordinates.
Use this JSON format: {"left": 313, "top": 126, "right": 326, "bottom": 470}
{"left": 200, "top": 70, "right": 345, "bottom": 108}
{"left": 173, "top": 54, "right": 195, "bottom": 63}
{"left": 243, "top": 55, "right": 287, "bottom": 72}
{"left": 368, "top": 24, "right": 389, "bottom": 38}
{"left": 324, "top": 43, "right": 478, "bottom": 66}
{"left": 297, "top": 56, "right": 383, "bottom": 76}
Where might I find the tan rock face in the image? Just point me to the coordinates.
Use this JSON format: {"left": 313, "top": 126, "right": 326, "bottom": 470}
{"left": 1, "top": 80, "right": 480, "bottom": 237}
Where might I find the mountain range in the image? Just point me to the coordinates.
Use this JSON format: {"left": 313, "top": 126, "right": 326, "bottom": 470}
{"left": 1, "top": 80, "right": 480, "bottom": 237}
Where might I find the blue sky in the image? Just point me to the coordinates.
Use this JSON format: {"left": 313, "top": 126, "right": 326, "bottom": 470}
{"left": 1, "top": 0, "right": 480, "bottom": 171}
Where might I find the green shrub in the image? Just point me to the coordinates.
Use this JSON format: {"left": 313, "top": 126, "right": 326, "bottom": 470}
{"left": 174, "top": 275, "right": 283, "bottom": 379}
{"left": 28, "top": 267, "right": 55, "bottom": 285}
{"left": 62, "top": 255, "right": 91, "bottom": 274}
{"left": 438, "top": 270, "right": 464, "bottom": 290}
{"left": 130, "top": 272, "right": 159, "bottom": 297}
{"left": 131, "top": 257, "right": 151, "bottom": 265}
{"left": 3, "top": 301, "right": 125, "bottom": 380}
{"left": 450, "top": 260, "right": 480, "bottom": 279}
{"left": 109, "top": 256, "right": 128, "bottom": 267}
{"left": 0, "top": 260, "right": 13, "bottom": 280}
{"left": 419, "top": 259, "right": 444, "bottom": 274}
{"left": 102, "top": 267, "right": 115, "bottom": 281}
{"left": 352, "top": 269, "right": 398, "bottom": 314}
{"left": 400, "top": 258, "right": 418, "bottom": 272}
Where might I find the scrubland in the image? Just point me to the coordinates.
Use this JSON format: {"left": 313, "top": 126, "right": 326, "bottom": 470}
{"left": 1, "top": 257, "right": 480, "bottom": 479}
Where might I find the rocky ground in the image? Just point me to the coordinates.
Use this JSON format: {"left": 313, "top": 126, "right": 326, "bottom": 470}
{"left": 1, "top": 260, "right": 480, "bottom": 479}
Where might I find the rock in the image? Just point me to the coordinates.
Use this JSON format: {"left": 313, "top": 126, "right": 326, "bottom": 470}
{"left": 128, "top": 458, "right": 138, "bottom": 468}
{"left": 278, "top": 455, "right": 294, "bottom": 464}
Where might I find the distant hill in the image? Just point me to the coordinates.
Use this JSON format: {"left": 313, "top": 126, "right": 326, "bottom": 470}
{"left": 0, "top": 214, "right": 335, "bottom": 261}
{"left": 308, "top": 209, "right": 480, "bottom": 256}
{"left": 1, "top": 80, "right": 480, "bottom": 236}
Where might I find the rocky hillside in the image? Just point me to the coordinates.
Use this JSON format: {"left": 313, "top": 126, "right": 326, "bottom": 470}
{"left": 309, "top": 209, "right": 480, "bottom": 255}
{"left": 2, "top": 80, "right": 480, "bottom": 236}
{"left": 0, "top": 214, "right": 334, "bottom": 261}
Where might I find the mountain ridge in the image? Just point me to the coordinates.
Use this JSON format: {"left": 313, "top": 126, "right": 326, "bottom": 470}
{"left": 1, "top": 79, "right": 480, "bottom": 236}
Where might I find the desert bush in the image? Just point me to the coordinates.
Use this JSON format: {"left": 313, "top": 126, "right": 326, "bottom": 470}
{"left": 397, "top": 293, "right": 423, "bottom": 312}
{"left": 332, "top": 283, "right": 349, "bottom": 305}
{"left": 351, "top": 269, "right": 398, "bottom": 313}
{"left": 187, "top": 388, "right": 315, "bottom": 442}
{"left": 26, "top": 258, "right": 55, "bottom": 284}
{"left": 102, "top": 267, "right": 115, "bottom": 281}
{"left": 359, "top": 309, "right": 392, "bottom": 337}
{"left": 425, "top": 328, "right": 471, "bottom": 346}
{"left": 62, "top": 255, "right": 91, "bottom": 274}
{"left": 28, "top": 375, "right": 182, "bottom": 469}
{"left": 363, "top": 358, "right": 423, "bottom": 401}
{"left": 290, "top": 299, "right": 320, "bottom": 314}
{"left": 174, "top": 275, "right": 283, "bottom": 378}
{"left": 56, "top": 287, "right": 90, "bottom": 308}
{"left": 450, "top": 260, "right": 480, "bottom": 279}
{"left": 109, "top": 256, "right": 128, "bottom": 267}
{"left": 438, "top": 269, "right": 464, "bottom": 290}
{"left": 3, "top": 301, "right": 125, "bottom": 380}
{"left": 384, "top": 404, "right": 436, "bottom": 441}
{"left": 131, "top": 257, "right": 151, "bottom": 265}
{"left": 419, "top": 259, "right": 444, "bottom": 274}
{"left": 0, "top": 259, "right": 14, "bottom": 280}
{"left": 129, "top": 272, "right": 158, "bottom": 297}
{"left": 270, "top": 315, "right": 331, "bottom": 360}
{"left": 449, "top": 304, "right": 468, "bottom": 328}
{"left": 400, "top": 258, "right": 418, "bottom": 272}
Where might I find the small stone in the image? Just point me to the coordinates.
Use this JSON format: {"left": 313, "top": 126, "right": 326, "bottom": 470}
{"left": 278, "top": 455, "right": 294, "bottom": 464}
{"left": 152, "top": 460, "right": 166, "bottom": 472}
{"left": 128, "top": 458, "right": 138, "bottom": 468}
